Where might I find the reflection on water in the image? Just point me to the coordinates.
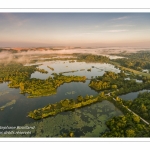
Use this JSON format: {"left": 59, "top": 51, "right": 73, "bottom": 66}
{"left": 1, "top": 100, "right": 123, "bottom": 137}
{"left": 1, "top": 49, "right": 150, "bottom": 137}
{"left": 0, "top": 60, "right": 122, "bottom": 136}
{"left": 0, "top": 99, "right": 16, "bottom": 111}
{"left": 0, "top": 81, "right": 98, "bottom": 126}
{"left": 31, "top": 100, "right": 123, "bottom": 137}
{"left": 119, "top": 89, "right": 150, "bottom": 100}
{"left": 31, "top": 61, "right": 120, "bottom": 79}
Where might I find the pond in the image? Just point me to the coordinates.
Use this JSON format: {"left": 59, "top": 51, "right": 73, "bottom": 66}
{"left": 28, "top": 100, "right": 123, "bottom": 137}
{"left": 0, "top": 81, "right": 98, "bottom": 126}
{"left": 119, "top": 89, "right": 150, "bottom": 100}
{"left": 0, "top": 100, "right": 123, "bottom": 137}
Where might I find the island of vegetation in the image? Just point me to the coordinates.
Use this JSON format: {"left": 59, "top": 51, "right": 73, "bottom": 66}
{"left": 1, "top": 51, "right": 150, "bottom": 137}
{"left": 76, "top": 54, "right": 110, "bottom": 63}
{"left": 47, "top": 66, "right": 54, "bottom": 71}
{"left": 27, "top": 68, "right": 150, "bottom": 122}
{"left": 35, "top": 68, "right": 48, "bottom": 74}
{"left": 28, "top": 94, "right": 108, "bottom": 119}
{"left": 89, "top": 71, "right": 150, "bottom": 96}
{"left": 59, "top": 70, "right": 79, "bottom": 74}
{"left": 87, "top": 68, "right": 91, "bottom": 71}
{"left": 0, "top": 63, "right": 86, "bottom": 98}
{"left": 0, "top": 63, "right": 37, "bottom": 83}
{"left": 9, "top": 73, "right": 86, "bottom": 98}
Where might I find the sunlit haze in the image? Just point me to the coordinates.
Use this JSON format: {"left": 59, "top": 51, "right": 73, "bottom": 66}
{"left": 0, "top": 13, "right": 150, "bottom": 47}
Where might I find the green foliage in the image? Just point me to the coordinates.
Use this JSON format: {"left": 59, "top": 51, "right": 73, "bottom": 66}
{"left": 89, "top": 71, "right": 150, "bottom": 96}
{"left": 28, "top": 95, "right": 101, "bottom": 120}
{"left": 89, "top": 71, "right": 129, "bottom": 93}
{"left": 99, "top": 92, "right": 105, "bottom": 98}
{"left": 111, "top": 85, "right": 117, "bottom": 89}
{"left": 3, "top": 100, "right": 122, "bottom": 137}
{"left": 77, "top": 95, "right": 84, "bottom": 102}
{"left": 0, "top": 63, "right": 37, "bottom": 83}
{"left": 47, "top": 66, "right": 54, "bottom": 71}
{"left": 87, "top": 68, "right": 91, "bottom": 71}
{"left": 132, "top": 115, "right": 140, "bottom": 123}
{"left": 102, "top": 113, "right": 150, "bottom": 137}
{"left": 0, "top": 63, "right": 87, "bottom": 98}
{"left": 124, "top": 91, "right": 150, "bottom": 122}
{"left": 125, "top": 129, "right": 136, "bottom": 137}
{"left": 77, "top": 54, "right": 109, "bottom": 63}
{"left": 113, "top": 52, "right": 150, "bottom": 71}
{"left": 35, "top": 68, "right": 48, "bottom": 73}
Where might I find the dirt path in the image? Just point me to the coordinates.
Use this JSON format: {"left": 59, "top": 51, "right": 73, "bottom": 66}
{"left": 112, "top": 97, "right": 149, "bottom": 125}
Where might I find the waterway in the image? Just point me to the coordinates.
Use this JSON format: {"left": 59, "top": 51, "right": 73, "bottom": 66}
{"left": 119, "top": 89, "right": 150, "bottom": 100}
{"left": 0, "top": 60, "right": 123, "bottom": 137}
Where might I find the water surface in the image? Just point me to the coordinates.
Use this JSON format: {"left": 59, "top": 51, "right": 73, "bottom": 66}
{"left": 0, "top": 59, "right": 122, "bottom": 136}
{"left": 119, "top": 89, "right": 150, "bottom": 100}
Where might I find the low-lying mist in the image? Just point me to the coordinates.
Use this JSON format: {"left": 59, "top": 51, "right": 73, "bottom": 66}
{"left": 0, "top": 47, "right": 148, "bottom": 65}
{"left": 0, "top": 51, "right": 32, "bottom": 65}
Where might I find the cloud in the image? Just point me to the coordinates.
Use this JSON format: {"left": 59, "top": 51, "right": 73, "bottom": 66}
{"left": 101, "top": 29, "right": 128, "bottom": 33}
{"left": 113, "top": 24, "right": 134, "bottom": 27}
{"left": 3, "top": 13, "right": 30, "bottom": 27}
{"left": 0, "top": 51, "right": 31, "bottom": 64}
{"left": 82, "top": 32, "right": 94, "bottom": 35}
{"left": 76, "top": 29, "right": 128, "bottom": 35}
{"left": 17, "top": 19, "right": 29, "bottom": 27}
{"left": 94, "top": 25, "right": 100, "bottom": 28}
{"left": 76, "top": 32, "right": 94, "bottom": 36}
{"left": 111, "top": 16, "right": 129, "bottom": 21}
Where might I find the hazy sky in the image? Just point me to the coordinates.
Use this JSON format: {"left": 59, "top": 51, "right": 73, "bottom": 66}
{"left": 0, "top": 13, "right": 150, "bottom": 47}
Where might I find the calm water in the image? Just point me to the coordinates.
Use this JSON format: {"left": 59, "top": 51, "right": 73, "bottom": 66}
{"left": 30, "top": 60, "right": 120, "bottom": 79}
{"left": 24, "top": 100, "right": 123, "bottom": 137}
{"left": 0, "top": 60, "right": 122, "bottom": 136}
{"left": 119, "top": 89, "right": 150, "bottom": 100}
{"left": 0, "top": 81, "right": 98, "bottom": 126}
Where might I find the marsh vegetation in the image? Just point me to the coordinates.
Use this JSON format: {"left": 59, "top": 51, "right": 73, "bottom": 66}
{"left": 1, "top": 50, "right": 150, "bottom": 137}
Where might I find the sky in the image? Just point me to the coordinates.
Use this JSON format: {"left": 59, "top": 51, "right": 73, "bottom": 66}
{"left": 0, "top": 13, "right": 150, "bottom": 47}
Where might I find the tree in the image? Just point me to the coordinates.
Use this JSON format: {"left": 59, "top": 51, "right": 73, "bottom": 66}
{"left": 19, "top": 82, "right": 25, "bottom": 91}
{"left": 61, "top": 99, "right": 69, "bottom": 107}
{"left": 69, "top": 132, "right": 74, "bottom": 137}
{"left": 99, "top": 91, "right": 105, "bottom": 97}
{"left": 111, "top": 84, "right": 117, "bottom": 89}
{"left": 132, "top": 115, "right": 140, "bottom": 123}
{"left": 89, "top": 95, "right": 93, "bottom": 98}
{"left": 141, "top": 104, "right": 147, "bottom": 113}
{"left": 84, "top": 94, "right": 89, "bottom": 100}
{"left": 125, "top": 129, "right": 135, "bottom": 137}
{"left": 77, "top": 95, "right": 84, "bottom": 102}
